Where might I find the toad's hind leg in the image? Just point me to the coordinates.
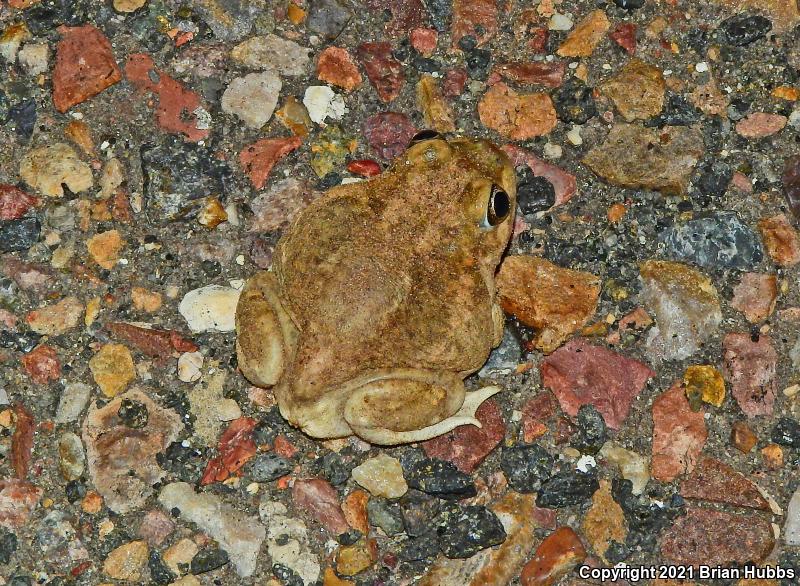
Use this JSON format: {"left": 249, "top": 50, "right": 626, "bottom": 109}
{"left": 235, "top": 271, "right": 298, "bottom": 387}
{"left": 343, "top": 369, "right": 502, "bottom": 445}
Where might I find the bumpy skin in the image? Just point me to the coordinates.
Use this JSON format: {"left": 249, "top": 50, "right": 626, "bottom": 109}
{"left": 236, "top": 136, "right": 517, "bottom": 444}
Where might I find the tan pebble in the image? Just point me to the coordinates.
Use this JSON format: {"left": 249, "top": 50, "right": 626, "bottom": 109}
{"left": 89, "top": 343, "right": 136, "bottom": 397}
{"left": 132, "top": 287, "right": 163, "bottom": 313}
{"left": 87, "top": 229, "right": 125, "bottom": 269}
{"left": 103, "top": 540, "right": 148, "bottom": 581}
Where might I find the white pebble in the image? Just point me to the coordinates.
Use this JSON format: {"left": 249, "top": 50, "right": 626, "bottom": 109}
{"left": 177, "top": 351, "right": 204, "bottom": 383}
{"left": 567, "top": 125, "right": 583, "bottom": 146}
{"left": 178, "top": 285, "right": 240, "bottom": 333}
{"left": 695, "top": 61, "right": 709, "bottom": 73}
{"left": 548, "top": 13, "right": 573, "bottom": 31}
{"left": 303, "top": 85, "right": 347, "bottom": 124}
{"left": 543, "top": 142, "right": 562, "bottom": 159}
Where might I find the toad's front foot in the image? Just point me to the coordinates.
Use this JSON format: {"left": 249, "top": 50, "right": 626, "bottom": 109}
{"left": 343, "top": 371, "right": 502, "bottom": 445}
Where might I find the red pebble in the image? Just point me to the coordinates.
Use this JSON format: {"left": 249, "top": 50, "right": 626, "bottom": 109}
{"left": 609, "top": 23, "right": 637, "bottom": 55}
{"left": 21, "top": 345, "right": 61, "bottom": 384}
{"left": 347, "top": 159, "right": 382, "bottom": 177}
{"left": 528, "top": 27, "right": 549, "bottom": 53}
{"left": 0, "top": 185, "right": 38, "bottom": 220}
{"left": 410, "top": 27, "right": 438, "bottom": 57}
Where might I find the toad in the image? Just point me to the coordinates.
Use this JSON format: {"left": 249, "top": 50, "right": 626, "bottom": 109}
{"left": 236, "top": 131, "right": 517, "bottom": 444}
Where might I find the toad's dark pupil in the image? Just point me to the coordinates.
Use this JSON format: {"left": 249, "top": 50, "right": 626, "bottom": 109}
{"left": 410, "top": 129, "right": 442, "bottom": 143}
{"left": 488, "top": 186, "right": 510, "bottom": 226}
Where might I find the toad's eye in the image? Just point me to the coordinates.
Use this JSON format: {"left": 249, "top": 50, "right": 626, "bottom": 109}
{"left": 486, "top": 185, "right": 510, "bottom": 226}
{"left": 410, "top": 129, "right": 442, "bottom": 144}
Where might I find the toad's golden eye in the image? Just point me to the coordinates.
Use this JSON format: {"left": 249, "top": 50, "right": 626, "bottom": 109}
{"left": 486, "top": 185, "right": 510, "bottom": 227}
{"left": 410, "top": 129, "right": 442, "bottom": 144}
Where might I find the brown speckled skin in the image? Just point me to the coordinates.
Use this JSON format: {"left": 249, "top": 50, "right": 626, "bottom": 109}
{"left": 236, "top": 136, "right": 517, "bottom": 444}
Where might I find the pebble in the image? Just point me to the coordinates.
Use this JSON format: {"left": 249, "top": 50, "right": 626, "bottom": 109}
{"left": 221, "top": 72, "right": 282, "bottom": 129}
{"left": 177, "top": 351, "right": 203, "bottom": 383}
{"left": 158, "top": 482, "right": 266, "bottom": 577}
{"left": 58, "top": 432, "right": 85, "bottom": 481}
{"left": 0, "top": 479, "right": 42, "bottom": 529}
{"left": 500, "top": 443, "right": 554, "bottom": 492}
{"left": 19, "top": 143, "right": 93, "bottom": 197}
{"left": 548, "top": 13, "right": 573, "bottom": 31}
{"left": 240, "top": 136, "right": 302, "bottom": 190}
{"left": 417, "top": 75, "right": 456, "bottom": 133}
{"left": 230, "top": 34, "right": 311, "bottom": 75}
{"left": 26, "top": 296, "right": 82, "bottom": 335}
{"left": 731, "top": 273, "right": 777, "bottom": 323}
{"left": 609, "top": 22, "right": 637, "bottom": 54}
{"left": 680, "top": 455, "right": 769, "bottom": 510}
{"left": 478, "top": 83, "right": 557, "bottom": 140}
{"left": 88, "top": 343, "right": 135, "bottom": 397}
{"left": 363, "top": 112, "right": 416, "bottom": 159}
{"left": 336, "top": 538, "right": 377, "bottom": 575}
{"left": 17, "top": 43, "right": 48, "bottom": 76}
{"left": 570, "top": 404, "right": 608, "bottom": 455}
{"left": 786, "top": 487, "right": 800, "bottom": 546}
{"left": 451, "top": 0, "right": 498, "bottom": 46}
{"left": 651, "top": 381, "right": 707, "bottom": 482}
{"left": 303, "top": 86, "right": 347, "bottom": 124}
{"left": 494, "top": 61, "right": 566, "bottom": 89}
{"left": 660, "top": 507, "right": 774, "bottom": 566}
{"left": 103, "top": 540, "right": 148, "bottom": 581}
{"left": 125, "top": 54, "right": 209, "bottom": 142}
{"left": 541, "top": 338, "right": 654, "bottom": 429}
{"left": 772, "top": 417, "right": 800, "bottom": 448}
{"left": 0, "top": 217, "right": 40, "bottom": 253}
{"left": 639, "top": 260, "right": 722, "bottom": 362}
{"left": 436, "top": 503, "right": 506, "bottom": 558}
{"left": 503, "top": 145, "right": 578, "bottom": 206}
{"left": 0, "top": 184, "right": 38, "bottom": 221}
{"left": 403, "top": 457, "right": 477, "bottom": 499}
{"left": 351, "top": 454, "right": 407, "bottom": 499}
{"left": 87, "top": 229, "right": 124, "bottom": 269}
{"left": 683, "top": 364, "right": 726, "bottom": 408}
{"left": 21, "top": 344, "right": 61, "bottom": 384}
{"left": 357, "top": 42, "right": 405, "bottom": 102}
{"left": 556, "top": 9, "right": 610, "bottom": 57}
{"left": 600, "top": 59, "right": 665, "bottom": 121}
{"left": 113, "top": 0, "right": 147, "bottom": 11}
{"left": 138, "top": 509, "right": 175, "bottom": 547}
{"left": 731, "top": 420, "right": 758, "bottom": 453}
{"left": 55, "top": 382, "right": 91, "bottom": 423}
{"left": 536, "top": 469, "right": 599, "bottom": 508}
{"left": 246, "top": 452, "right": 293, "bottom": 482}
{"left": 613, "top": 0, "right": 645, "bottom": 8}
{"left": 366, "top": 498, "right": 404, "bottom": 535}
{"left": 599, "top": 442, "right": 649, "bottom": 494}
{"left": 178, "top": 285, "right": 240, "bottom": 333}
{"left": 292, "top": 477, "right": 350, "bottom": 536}
{"left": 783, "top": 155, "right": 800, "bottom": 219}
{"left": 583, "top": 123, "right": 704, "bottom": 195}
{"left": 582, "top": 480, "right": 627, "bottom": 563}
{"left": 52, "top": 25, "right": 121, "bottom": 112}
{"left": 718, "top": 13, "right": 773, "bottom": 46}
{"left": 520, "top": 526, "right": 586, "bottom": 586}
{"left": 82, "top": 389, "right": 183, "bottom": 513}
{"left": 421, "top": 398, "right": 505, "bottom": 473}
{"left": 317, "top": 46, "right": 363, "bottom": 91}
{"left": 736, "top": 112, "right": 787, "bottom": 138}
{"left": 722, "top": 333, "right": 777, "bottom": 417}
{"left": 497, "top": 255, "right": 600, "bottom": 353}
{"left": 307, "top": 0, "right": 353, "bottom": 40}
{"left": 659, "top": 211, "right": 763, "bottom": 270}
{"left": 190, "top": 547, "right": 229, "bottom": 574}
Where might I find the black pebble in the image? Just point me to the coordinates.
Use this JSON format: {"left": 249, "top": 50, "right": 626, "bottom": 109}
{"left": 403, "top": 457, "right": 477, "bottom": 499}
{"left": 517, "top": 168, "right": 556, "bottom": 215}
{"left": 613, "top": 0, "right": 645, "bottom": 9}
{"left": 248, "top": 452, "right": 294, "bottom": 482}
{"left": 570, "top": 404, "right": 608, "bottom": 455}
{"left": 0, "top": 528, "right": 18, "bottom": 565}
{"left": 436, "top": 503, "right": 506, "bottom": 558}
{"left": 536, "top": 469, "right": 599, "bottom": 508}
{"left": 772, "top": 417, "right": 800, "bottom": 448}
{"left": 500, "top": 444, "right": 554, "bottom": 492}
{"left": 118, "top": 398, "right": 149, "bottom": 428}
{"left": 554, "top": 80, "right": 597, "bottom": 124}
{"left": 718, "top": 14, "right": 772, "bottom": 47}
{"left": 0, "top": 217, "right": 41, "bottom": 253}
{"left": 190, "top": 547, "right": 229, "bottom": 574}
